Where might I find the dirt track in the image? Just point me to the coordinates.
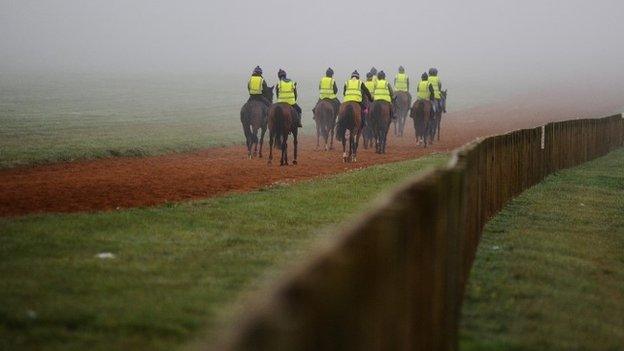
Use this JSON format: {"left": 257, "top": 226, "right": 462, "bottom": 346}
{"left": 1, "top": 97, "right": 620, "bottom": 217}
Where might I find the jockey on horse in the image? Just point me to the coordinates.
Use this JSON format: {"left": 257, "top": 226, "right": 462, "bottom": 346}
{"left": 417, "top": 72, "right": 435, "bottom": 105}
{"left": 394, "top": 66, "right": 411, "bottom": 99}
{"left": 343, "top": 70, "right": 373, "bottom": 118}
{"left": 428, "top": 67, "right": 445, "bottom": 114}
{"left": 276, "top": 69, "right": 303, "bottom": 128}
{"left": 247, "top": 66, "right": 271, "bottom": 107}
{"left": 374, "top": 70, "right": 395, "bottom": 119}
{"left": 314, "top": 67, "right": 341, "bottom": 118}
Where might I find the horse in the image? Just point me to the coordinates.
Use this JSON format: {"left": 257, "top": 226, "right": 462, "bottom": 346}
{"left": 267, "top": 103, "right": 298, "bottom": 166}
{"left": 369, "top": 101, "right": 392, "bottom": 154}
{"left": 410, "top": 99, "right": 435, "bottom": 147}
{"left": 335, "top": 102, "right": 363, "bottom": 163}
{"left": 240, "top": 85, "right": 274, "bottom": 158}
{"left": 434, "top": 90, "right": 448, "bottom": 141}
{"left": 392, "top": 91, "right": 411, "bottom": 137}
{"left": 313, "top": 99, "right": 337, "bottom": 151}
{"left": 361, "top": 98, "right": 374, "bottom": 149}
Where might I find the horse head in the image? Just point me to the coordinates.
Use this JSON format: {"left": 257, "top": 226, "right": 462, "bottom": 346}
{"left": 263, "top": 85, "right": 275, "bottom": 104}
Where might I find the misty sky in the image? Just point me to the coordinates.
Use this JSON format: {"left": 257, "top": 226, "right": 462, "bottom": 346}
{"left": 2, "top": 0, "right": 624, "bottom": 91}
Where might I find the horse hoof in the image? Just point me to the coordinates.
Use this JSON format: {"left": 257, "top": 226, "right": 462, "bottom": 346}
{"left": 293, "top": 160, "right": 297, "bottom": 165}
{"left": 248, "top": 155, "right": 253, "bottom": 159}
{"left": 259, "top": 154, "right": 263, "bottom": 158}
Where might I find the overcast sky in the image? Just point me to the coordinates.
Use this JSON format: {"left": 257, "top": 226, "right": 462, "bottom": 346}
{"left": 2, "top": 0, "right": 624, "bottom": 92}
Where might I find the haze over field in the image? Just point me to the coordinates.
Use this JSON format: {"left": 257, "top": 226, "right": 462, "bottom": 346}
{"left": 2, "top": 0, "right": 624, "bottom": 95}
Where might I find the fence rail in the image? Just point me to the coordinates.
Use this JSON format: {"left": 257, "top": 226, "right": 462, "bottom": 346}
{"left": 213, "top": 114, "right": 624, "bottom": 351}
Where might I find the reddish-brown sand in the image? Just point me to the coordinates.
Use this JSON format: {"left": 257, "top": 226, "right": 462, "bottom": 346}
{"left": 1, "top": 97, "right": 620, "bottom": 217}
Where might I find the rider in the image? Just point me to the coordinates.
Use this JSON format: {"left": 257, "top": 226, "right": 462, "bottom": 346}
{"left": 394, "top": 66, "right": 410, "bottom": 96}
{"left": 373, "top": 70, "right": 395, "bottom": 119}
{"left": 364, "top": 72, "right": 376, "bottom": 101}
{"left": 316, "top": 67, "right": 341, "bottom": 117}
{"left": 428, "top": 68, "right": 444, "bottom": 113}
{"left": 343, "top": 70, "right": 373, "bottom": 126}
{"left": 276, "top": 69, "right": 303, "bottom": 128}
{"left": 247, "top": 66, "right": 270, "bottom": 107}
{"left": 416, "top": 72, "right": 435, "bottom": 102}
{"left": 369, "top": 67, "right": 379, "bottom": 85}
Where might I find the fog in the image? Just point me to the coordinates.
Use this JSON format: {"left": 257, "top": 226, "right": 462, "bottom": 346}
{"left": 2, "top": 0, "right": 624, "bottom": 106}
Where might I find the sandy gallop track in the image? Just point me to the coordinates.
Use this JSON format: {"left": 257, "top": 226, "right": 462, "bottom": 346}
{"left": 1, "top": 97, "right": 620, "bottom": 217}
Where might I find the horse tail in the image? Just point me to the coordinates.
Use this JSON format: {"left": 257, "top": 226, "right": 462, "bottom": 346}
{"left": 372, "top": 101, "right": 382, "bottom": 129}
{"left": 273, "top": 104, "right": 284, "bottom": 149}
{"left": 336, "top": 103, "right": 353, "bottom": 141}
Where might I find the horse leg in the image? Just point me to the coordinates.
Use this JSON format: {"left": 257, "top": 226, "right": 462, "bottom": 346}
{"left": 281, "top": 135, "right": 288, "bottom": 166}
{"left": 342, "top": 133, "right": 348, "bottom": 163}
{"left": 329, "top": 124, "right": 335, "bottom": 150}
{"left": 252, "top": 129, "right": 259, "bottom": 157}
{"left": 258, "top": 126, "right": 266, "bottom": 158}
{"left": 293, "top": 130, "right": 298, "bottom": 165}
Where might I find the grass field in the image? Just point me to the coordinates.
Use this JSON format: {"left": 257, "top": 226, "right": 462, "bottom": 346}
{"left": 460, "top": 147, "right": 624, "bottom": 350}
{"left": 0, "top": 153, "right": 448, "bottom": 351}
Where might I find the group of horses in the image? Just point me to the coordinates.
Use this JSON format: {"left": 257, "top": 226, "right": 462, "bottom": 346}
{"left": 240, "top": 85, "right": 447, "bottom": 166}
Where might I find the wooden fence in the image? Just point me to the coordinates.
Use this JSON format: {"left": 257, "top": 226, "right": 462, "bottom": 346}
{"left": 212, "top": 114, "right": 624, "bottom": 351}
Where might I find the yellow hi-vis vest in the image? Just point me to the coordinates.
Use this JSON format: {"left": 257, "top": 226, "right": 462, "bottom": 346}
{"left": 429, "top": 75, "right": 441, "bottom": 99}
{"left": 277, "top": 80, "right": 296, "bottom": 105}
{"left": 395, "top": 73, "right": 408, "bottom": 92}
{"left": 374, "top": 79, "right": 391, "bottom": 102}
{"left": 364, "top": 80, "right": 376, "bottom": 100}
{"left": 248, "top": 76, "right": 264, "bottom": 95}
{"left": 417, "top": 80, "right": 432, "bottom": 100}
{"left": 319, "top": 77, "right": 336, "bottom": 99}
{"left": 344, "top": 78, "right": 362, "bottom": 103}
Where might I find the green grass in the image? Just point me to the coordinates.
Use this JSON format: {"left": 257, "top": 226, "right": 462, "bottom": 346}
{"left": 0, "top": 153, "right": 448, "bottom": 351}
{"left": 460, "top": 147, "right": 624, "bottom": 350}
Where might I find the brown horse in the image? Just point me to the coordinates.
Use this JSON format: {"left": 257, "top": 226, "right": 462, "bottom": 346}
{"left": 267, "top": 103, "right": 298, "bottom": 166}
{"left": 240, "top": 85, "right": 274, "bottom": 158}
{"left": 361, "top": 98, "right": 374, "bottom": 149}
{"left": 369, "top": 101, "right": 392, "bottom": 154}
{"left": 410, "top": 100, "right": 434, "bottom": 147}
{"left": 335, "top": 102, "right": 362, "bottom": 162}
{"left": 392, "top": 91, "right": 411, "bottom": 137}
{"left": 313, "top": 99, "right": 337, "bottom": 151}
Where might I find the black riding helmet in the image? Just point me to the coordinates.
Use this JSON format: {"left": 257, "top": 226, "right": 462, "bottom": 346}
{"left": 421, "top": 72, "right": 428, "bottom": 80}
{"left": 351, "top": 70, "right": 360, "bottom": 79}
{"left": 377, "top": 70, "right": 386, "bottom": 79}
{"left": 370, "top": 67, "right": 378, "bottom": 75}
{"left": 399, "top": 65, "right": 405, "bottom": 73}
{"left": 326, "top": 67, "right": 334, "bottom": 77}
{"left": 278, "top": 69, "right": 286, "bottom": 79}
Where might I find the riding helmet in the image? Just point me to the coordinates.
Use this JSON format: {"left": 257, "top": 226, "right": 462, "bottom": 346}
{"left": 351, "top": 70, "right": 360, "bottom": 79}
{"left": 326, "top": 67, "right": 334, "bottom": 77}
{"left": 377, "top": 70, "right": 386, "bottom": 79}
{"left": 278, "top": 69, "right": 286, "bottom": 79}
{"left": 253, "top": 66, "right": 262, "bottom": 75}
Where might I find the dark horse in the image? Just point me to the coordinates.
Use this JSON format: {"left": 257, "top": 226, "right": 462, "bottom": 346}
{"left": 361, "top": 97, "right": 374, "bottom": 149}
{"left": 369, "top": 101, "right": 392, "bottom": 154}
{"left": 240, "top": 85, "right": 274, "bottom": 158}
{"left": 335, "top": 102, "right": 362, "bottom": 163}
{"left": 410, "top": 99, "right": 435, "bottom": 147}
{"left": 267, "top": 103, "right": 298, "bottom": 166}
{"left": 434, "top": 90, "right": 448, "bottom": 141}
{"left": 313, "top": 99, "right": 337, "bottom": 151}
{"left": 392, "top": 91, "right": 411, "bottom": 137}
